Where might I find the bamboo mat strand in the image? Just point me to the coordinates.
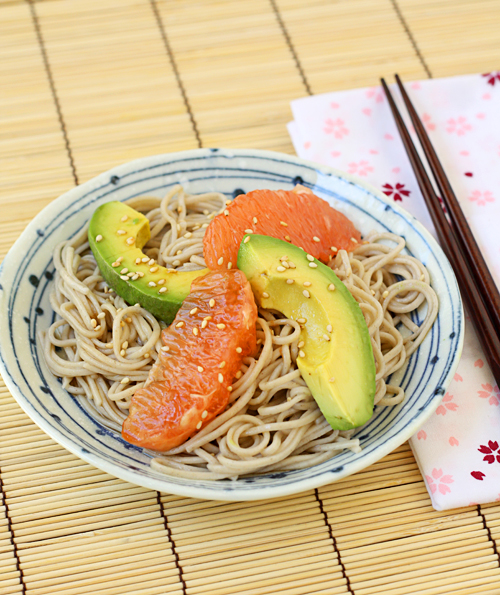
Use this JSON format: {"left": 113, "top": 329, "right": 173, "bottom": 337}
{"left": 2, "top": 1, "right": 500, "bottom": 593}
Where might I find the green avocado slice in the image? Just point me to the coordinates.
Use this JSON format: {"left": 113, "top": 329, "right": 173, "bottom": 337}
{"left": 88, "top": 201, "right": 208, "bottom": 323}
{"left": 237, "top": 234, "right": 375, "bottom": 430}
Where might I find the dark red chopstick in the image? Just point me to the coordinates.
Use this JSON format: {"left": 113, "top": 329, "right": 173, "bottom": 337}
{"left": 381, "top": 78, "right": 500, "bottom": 386}
{"left": 394, "top": 74, "right": 500, "bottom": 333}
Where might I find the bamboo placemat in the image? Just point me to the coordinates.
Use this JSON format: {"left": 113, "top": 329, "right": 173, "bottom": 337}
{"left": 1, "top": 1, "right": 500, "bottom": 593}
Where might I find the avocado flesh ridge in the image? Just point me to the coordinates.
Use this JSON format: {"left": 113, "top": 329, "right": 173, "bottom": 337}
{"left": 88, "top": 201, "right": 208, "bottom": 323}
{"left": 237, "top": 234, "right": 375, "bottom": 430}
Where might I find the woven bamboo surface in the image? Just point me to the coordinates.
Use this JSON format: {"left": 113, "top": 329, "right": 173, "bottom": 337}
{"left": 1, "top": 1, "right": 500, "bottom": 593}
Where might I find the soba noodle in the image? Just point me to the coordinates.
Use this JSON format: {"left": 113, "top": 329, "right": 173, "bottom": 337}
{"left": 41, "top": 186, "right": 438, "bottom": 480}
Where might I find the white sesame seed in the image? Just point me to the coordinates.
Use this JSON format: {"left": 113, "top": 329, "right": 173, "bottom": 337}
{"left": 382, "top": 290, "right": 389, "bottom": 298}
{"left": 298, "top": 341, "right": 304, "bottom": 348}
{"left": 202, "top": 223, "right": 209, "bottom": 228}
{"left": 148, "top": 259, "right": 155, "bottom": 266}
{"left": 161, "top": 346, "right": 170, "bottom": 352}
{"left": 201, "top": 320, "right": 208, "bottom": 329}
{"left": 117, "top": 257, "right": 124, "bottom": 263}
{"left": 328, "top": 284, "right": 336, "bottom": 291}
{"left": 120, "top": 275, "right": 128, "bottom": 281}
{"left": 244, "top": 229, "right": 253, "bottom": 234}
{"left": 351, "top": 237, "right": 358, "bottom": 243}
{"left": 303, "top": 281, "right": 311, "bottom": 287}
{"left": 122, "top": 341, "right": 128, "bottom": 349}
{"left": 235, "top": 371, "right": 243, "bottom": 379}
{"left": 184, "top": 232, "right": 192, "bottom": 239}
{"left": 138, "top": 272, "right": 145, "bottom": 278}
{"left": 327, "top": 324, "right": 333, "bottom": 333}
{"left": 371, "top": 290, "right": 376, "bottom": 296}
{"left": 236, "top": 347, "right": 242, "bottom": 353}
{"left": 120, "top": 377, "right": 130, "bottom": 384}
{"left": 303, "top": 290, "right": 310, "bottom": 298}
{"left": 126, "top": 237, "right": 135, "bottom": 245}
{"left": 172, "top": 260, "right": 181, "bottom": 267}
{"left": 106, "top": 342, "right": 113, "bottom": 348}
{"left": 196, "top": 421, "right": 202, "bottom": 430}
{"left": 286, "top": 279, "right": 294, "bottom": 284}
{"left": 202, "top": 410, "right": 208, "bottom": 419}
{"left": 219, "top": 361, "right": 226, "bottom": 368}
{"left": 209, "top": 299, "right": 215, "bottom": 307}
{"left": 297, "top": 318, "right": 307, "bottom": 324}
{"left": 127, "top": 272, "right": 134, "bottom": 277}
{"left": 157, "top": 279, "right": 165, "bottom": 285}
{"left": 227, "top": 262, "right": 232, "bottom": 269}
{"left": 288, "top": 261, "right": 296, "bottom": 269}
{"left": 141, "top": 257, "right": 149, "bottom": 263}
{"left": 97, "top": 312, "right": 106, "bottom": 320}
{"left": 159, "top": 287, "right": 167, "bottom": 293}
{"left": 420, "top": 274, "right": 425, "bottom": 281}
{"left": 143, "top": 353, "right": 150, "bottom": 359}
{"left": 135, "top": 258, "right": 141, "bottom": 265}
{"left": 285, "top": 235, "right": 291, "bottom": 241}
{"left": 244, "top": 236, "right": 250, "bottom": 244}
{"left": 148, "top": 281, "right": 157, "bottom": 287}
{"left": 120, "top": 349, "right": 126, "bottom": 357}
{"left": 112, "top": 262, "right": 120, "bottom": 267}
{"left": 280, "top": 255, "right": 289, "bottom": 261}
{"left": 313, "top": 236, "right": 320, "bottom": 242}
{"left": 193, "top": 327, "right": 199, "bottom": 336}
{"left": 189, "top": 308, "right": 198, "bottom": 315}
{"left": 117, "top": 229, "right": 126, "bottom": 235}
{"left": 224, "top": 210, "right": 229, "bottom": 216}
{"left": 228, "top": 386, "right": 233, "bottom": 392}
{"left": 277, "top": 266, "right": 286, "bottom": 272}
{"left": 176, "top": 321, "right": 184, "bottom": 328}
{"left": 225, "top": 200, "right": 232, "bottom": 205}
{"left": 253, "top": 217, "right": 258, "bottom": 224}
{"left": 198, "top": 366, "right": 204, "bottom": 372}
{"left": 309, "top": 262, "right": 318, "bottom": 268}
{"left": 282, "top": 261, "right": 290, "bottom": 268}
{"left": 121, "top": 215, "right": 128, "bottom": 222}
{"left": 262, "top": 292, "right": 270, "bottom": 298}
{"left": 218, "top": 373, "right": 223, "bottom": 383}
{"left": 299, "top": 350, "right": 306, "bottom": 358}
{"left": 217, "top": 257, "right": 224, "bottom": 265}
{"left": 306, "top": 254, "right": 314, "bottom": 262}
{"left": 95, "top": 234, "right": 103, "bottom": 242}
{"left": 280, "top": 221, "right": 288, "bottom": 227}
{"left": 150, "top": 266, "right": 158, "bottom": 273}
{"left": 120, "top": 268, "right": 128, "bottom": 274}
{"left": 217, "top": 323, "right": 226, "bottom": 329}
{"left": 323, "top": 334, "right": 330, "bottom": 341}
{"left": 329, "top": 377, "right": 335, "bottom": 383}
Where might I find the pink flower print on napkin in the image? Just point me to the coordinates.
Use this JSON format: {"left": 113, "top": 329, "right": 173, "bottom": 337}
{"left": 435, "top": 392, "right": 458, "bottom": 415}
{"left": 347, "top": 160, "right": 373, "bottom": 176}
{"left": 422, "top": 113, "right": 436, "bottom": 131}
{"left": 323, "top": 118, "right": 348, "bottom": 139}
{"left": 478, "top": 384, "right": 500, "bottom": 406}
{"left": 482, "top": 72, "right": 500, "bottom": 86}
{"left": 446, "top": 116, "right": 472, "bottom": 136}
{"left": 382, "top": 183, "right": 411, "bottom": 202}
{"left": 478, "top": 441, "right": 500, "bottom": 464}
{"left": 365, "top": 87, "right": 384, "bottom": 102}
{"left": 469, "top": 190, "right": 495, "bottom": 206}
{"left": 426, "top": 468, "right": 454, "bottom": 495}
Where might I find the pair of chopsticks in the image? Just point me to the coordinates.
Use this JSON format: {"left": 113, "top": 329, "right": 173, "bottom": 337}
{"left": 381, "top": 76, "right": 500, "bottom": 386}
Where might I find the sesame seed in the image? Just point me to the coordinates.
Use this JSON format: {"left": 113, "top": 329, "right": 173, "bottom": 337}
{"left": 285, "top": 235, "right": 291, "bottom": 241}
{"left": 126, "top": 237, "right": 135, "bottom": 245}
{"left": 202, "top": 223, "right": 209, "bottom": 228}
{"left": 323, "top": 334, "right": 330, "bottom": 341}
{"left": 280, "top": 255, "right": 289, "bottom": 261}
{"left": 253, "top": 217, "right": 258, "bottom": 224}
{"left": 198, "top": 366, "right": 204, "bottom": 372}
{"left": 303, "top": 281, "right": 311, "bottom": 287}
{"left": 331, "top": 246, "right": 338, "bottom": 252}
{"left": 202, "top": 410, "right": 208, "bottom": 419}
{"left": 420, "top": 274, "right": 425, "bottom": 281}
{"left": 117, "top": 256, "right": 124, "bottom": 263}
{"left": 288, "top": 261, "right": 296, "bottom": 269}
{"left": 309, "top": 262, "right": 318, "bottom": 268}
{"left": 120, "top": 377, "right": 130, "bottom": 384}
{"left": 138, "top": 272, "right": 145, "bottom": 278}
{"left": 280, "top": 221, "right": 288, "bottom": 227}
{"left": 218, "top": 373, "right": 223, "bottom": 383}
{"left": 224, "top": 210, "right": 229, "bottom": 216}
{"left": 176, "top": 321, "right": 184, "bottom": 328}
{"left": 225, "top": 200, "right": 232, "bottom": 205}
{"left": 177, "top": 224, "right": 181, "bottom": 231}
{"left": 351, "top": 237, "right": 358, "bottom": 243}
{"left": 282, "top": 261, "right": 290, "bottom": 269}
{"left": 328, "top": 284, "right": 336, "bottom": 291}
{"left": 196, "top": 421, "right": 202, "bottom": 430}
{"left": 329, "top": 377, "right": 335, "bottom": 383}
{"left": 106, "top": 342, "right": 113, "bottom": 348}
{"left": 157, "top": 279, "right": 165, "bottom": 285}
{"left": 135, "top": 258, "right": 141, "bottom": 265}
{"left": 298, "top": 341, "right": 304, "bottom": 348}
{"left": 244, "top": 229, "right": 253, "bottom": 234}
{"left": 122, "top": 341, "right": 128, "bottom": 350}
{"left": 313, "top": 236, "right": 320, "bottom": 242}
{"left": 120, "top": 275, "right": 129, "bottom": 281}
{"left": 120, "top": 349, "right": 126, "bottom": 356}
{"left": 148, "top": 259, "right": 155, "bottom": 266}
{"left": 95, "top": 324, "right": 101, "bottom": 331}
{"left": 286, "top": 279, "right": 294, "bottom": 284}
{"left": 217, "top": 257, "right": 224, "bottom": 265}
{"left": 219, "top": 361, "right": 226, "bottom": 368}
{"left": 203, "top": 209, "right": 209, "bottom": 215}
{"left": 228, "top": 386, "right": 233, "bottom": 392}
{"left": 121, "top": 215, "right": 128, "bottom": 222}
{"left": 217, "top": 323, "right": 226, "bottom": 329}
{"left": 371, "top": 290, "right": 376, "bottom": 296}
{"left": 299, "top": 350, "right": 306, "bottom": 358}
{"left": 236, "top": 347, "right": 242, "bottom": 353}
{"left": 277, "top": 266, "right": 286, "bottom": 272}
{"left": 126, "top": 317, "right": 132, "bottom": 323}
{"left": 117, "top": 229, "right": 126, "bottom": 235}
{"left": 96, "top": 234, "right": 103, "bottom": 242}
{"left": 243, "top": 236, "right": 250, "bottom": 244}
{"left": 193, "top": 327, "right": 199, "bottom": 336}
{"left": 201, "top": 320, "right": 208, "bottom": 329}
{"left": 144, "top": 353, "right": 150, "bottom": 359}
{"left": 159, "top": 287, "right": 167, "bottom": 293}
{"left": 184, "top": 232, "right": 192, "bottom": 239}
{"left": 112, "top": 262, "right": 120, "bottom": 267}
{"left": 190, "top": 308, "right": 198, "bottom": 315}
{"left": 209, "top": 299, "right": 215, "bottom": 307}
{"left": 262, "top": 292, "right": 270, "bottom": 298}
{"left": 235, "top": 371, "right": 242, "bottom": 379}
{"left": 97, "top": 312, "right": 106, "bottom": 320}
{"left": 227, "top": 262, "right": 232, "bottom": 269}
{"left": 127, "top": 272, "right": 135, "bottom": 277}
{"left": 297, "top": 318, "right": 307, "bottom": 324}
{"left": 172, "top": 260, "right": 181, "bottom": 267}
{"left": 150, "top": 266, "right": 158, "bottom": 273}
{"left": 120, "top": 268, "right": 128, "bottom": 274}
{"left": 148, "top": 281, "right": 157, "bottom": 287}
{"left": 306, "top": 254, "right": 314, "bottom": 261}
{"left": 303, "top": 290, "right": 310, "bottom": 298}
{"left": 327, "top": 324, "right": 333, "bottom": 333}
{"left": 161, "top": 346, "right": 170, "bottom": 352}
{"left": 142, "top": 257, "right": 149, "bottom": 263}
{"left": 382, "top": 290, "right": 389, "bottom": 298}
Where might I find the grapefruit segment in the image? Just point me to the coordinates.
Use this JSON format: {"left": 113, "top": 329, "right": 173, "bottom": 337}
{"left": 203, "top": 187, "right": 361, "bottom": 270}
{"left": 122, "top": 270, "right": 257, "bottom": 451}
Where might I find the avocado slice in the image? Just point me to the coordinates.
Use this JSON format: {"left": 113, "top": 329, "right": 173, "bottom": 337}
{"left": 88, "top": 201, "right": 208, "bottom": 323}
{"left": 237, "top": 234, "right": 375, "bottom": 430}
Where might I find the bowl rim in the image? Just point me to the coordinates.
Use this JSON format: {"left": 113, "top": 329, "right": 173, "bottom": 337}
{"left": 0, "top": 147, "right": 464, "bottom": 501}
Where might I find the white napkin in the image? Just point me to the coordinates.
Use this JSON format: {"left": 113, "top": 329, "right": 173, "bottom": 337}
{"left": 288, "top": 72, "right": 500, "bottom": 510}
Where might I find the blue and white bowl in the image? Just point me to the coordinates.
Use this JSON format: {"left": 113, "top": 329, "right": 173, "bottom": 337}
{"left": 0, "top": 149, "right": 463, "bottom": 501}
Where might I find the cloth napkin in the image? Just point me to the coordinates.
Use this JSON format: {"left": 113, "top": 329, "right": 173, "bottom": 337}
{"left": 288, "top": 72, "right": 500, "bottom": 510}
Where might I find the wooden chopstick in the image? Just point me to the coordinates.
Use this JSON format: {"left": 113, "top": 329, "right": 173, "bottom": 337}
{"left": 394, "top": 74, "right": 500, "bottom": 333}
{"left": 381, "top": 78, "right": 500, "bottom": 386}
